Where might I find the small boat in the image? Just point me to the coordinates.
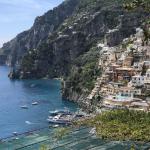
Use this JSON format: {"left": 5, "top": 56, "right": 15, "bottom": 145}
{"left": 89, "top": 128, "right": 96, "bottom": 135}
{"left": 25, "top": 121, "right": 32, "bottom": 125}
{"left": 49, "top": 109, "right": 72, "bottom": 116}
{"left": 20, "top": 105, "right": 28, "bottom": 109}
{"left": 47, "top": 113, "right": 73, "bottom": 125}
{"left": 53, "top": 124, "right": 59, "bottom": 128}
{"left": 32, "top": 102, "right": 38, "bottom": 105}
{"left": 48, "top": 109, "right": 87, "bottom": 126}
{"left": 13, "top": 132, "right": 18, "bottom": 136}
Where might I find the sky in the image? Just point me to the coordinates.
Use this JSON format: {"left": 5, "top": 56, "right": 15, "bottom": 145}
{"left": 0, "top": 0, "right": 64, "bottom": 47}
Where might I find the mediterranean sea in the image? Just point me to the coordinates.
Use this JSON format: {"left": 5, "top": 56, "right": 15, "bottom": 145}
{"left": 0, "top": 66, "right": 77, "bottom": 138}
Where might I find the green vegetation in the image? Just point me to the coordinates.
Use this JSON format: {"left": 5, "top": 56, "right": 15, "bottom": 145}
{"left": 67, "top": 46, "right": 101, "bottom": 93}
{"left": 21, "top": 50, "right": 37, "bottom": 72}
{"left": 39, "top": 145, "right": 48, "bottom": 150}
{"left": 53, "top": 127, "right": 70, "bottom": 140}
{"left": 123, "top": 0, "right": 150, "bottom": 12}
{"left": 75, "top": 110, "right": 150, "bottom": 142}
{"left": 39, "top": 128, "right": 70, "bottom": 149}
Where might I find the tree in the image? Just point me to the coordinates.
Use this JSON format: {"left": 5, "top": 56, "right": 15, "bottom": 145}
{"left": 123, "top": 0, "right": 150, "bottom": 12}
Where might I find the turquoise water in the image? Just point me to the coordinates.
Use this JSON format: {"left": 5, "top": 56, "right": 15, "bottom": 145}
{"left": 0, "top": 66, "right": 77, "bottom": 139}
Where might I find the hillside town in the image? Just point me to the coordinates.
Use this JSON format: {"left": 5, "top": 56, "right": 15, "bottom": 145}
{"left": 87, "top": 27, "right": 150, "bottom": 112}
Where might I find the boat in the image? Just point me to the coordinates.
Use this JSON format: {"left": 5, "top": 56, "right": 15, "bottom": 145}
{"left": 49, "top": 110, "right": 59, "bottom": 116}
{"left": 32, "top": 102, "right": 38, "bottom": 105}
{"left": 20, "top": 105, "right": 28, "bottom": 109}
{"left": 53, "top": 124, "right": 59, "bottom": 128}
{"left": 47, "top": 113, "right": 73, "bottom": 125}
{"left": 13, "top": 132, "right": 18, "bottom": 136}
{"left": 48, "top": 109, "right": 86, "bottom": 125}
{"left": 25, "top": 121, "right": 32, "bottom": 125}
{"left": 89, "top": 128, "right": 96, "bottom": 135}
{"left": 49, "top": 109, "right": 72, "bottom": 116}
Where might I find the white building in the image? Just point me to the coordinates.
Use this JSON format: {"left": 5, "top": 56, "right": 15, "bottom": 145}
{"left": 131, "top": 75, "right": 145, "bottom": 87}
{"left": 133, "top": 62, "right": 143, "bottom": 71}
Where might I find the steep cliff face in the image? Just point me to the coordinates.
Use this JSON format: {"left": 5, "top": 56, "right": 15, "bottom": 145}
{"left": 0, "top": 0, "right": 79, "bottom": 66}
{"left": 0, "top": 0, "right": 148, "bottom": 106}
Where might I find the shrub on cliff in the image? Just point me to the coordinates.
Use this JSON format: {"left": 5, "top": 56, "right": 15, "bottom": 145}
{"left": 68, "top": 46, "right": 101, "bottom": 93}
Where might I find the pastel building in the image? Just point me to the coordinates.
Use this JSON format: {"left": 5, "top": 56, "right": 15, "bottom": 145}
{"left": 119, "top": 87, "right": 142, "bottom": 96}
{"left": 114, "top": 67, "right": 135, "bottom": 81}
{"left": 123, "top": 56, "right": 133, "bottom": 67}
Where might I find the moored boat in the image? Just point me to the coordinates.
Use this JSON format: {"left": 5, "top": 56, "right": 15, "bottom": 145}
{"left": 20, "top": 105, "right": 28, "bottom": 109}
{"left": 32, "top": 102, "right": 38, "bottom": 105}
{"left": 13, "top": 132, "right": 18, "bottom": 136}
{"left": 49, "top": 109, "right": 72, "bottom": 116}
{"left": 47, "top": 109, "right": 86, "bottom": 126}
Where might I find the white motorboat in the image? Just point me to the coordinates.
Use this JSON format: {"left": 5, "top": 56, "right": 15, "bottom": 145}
{"left": 53, "top": 124, "right": 59, "bottom": 128}
{"left": 49, "top": 109, "right": 72, "bottom": 117}
{"left": 13, "top": 132, "right": 18, "bottom": 136}
{"left": 32, "top": 102, "right": 38, "bottom": 105}
{"left": 20, "top": 105, "right": 28, "bottom": 109}
{"left": 89, "top": 128, "right": 96, "bottom": 135}
{"left": 47, "top": 113, "right": 73, "bottom": 125}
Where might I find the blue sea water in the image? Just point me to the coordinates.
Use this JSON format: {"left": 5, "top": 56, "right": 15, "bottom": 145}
{"left": 0, "top": 66, "right": 77, "bottom": 138}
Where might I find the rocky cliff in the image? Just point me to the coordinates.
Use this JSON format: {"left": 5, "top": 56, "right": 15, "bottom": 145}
{"left": 0, "top": 0, "right": 148, "bottom": 107}
{"left": 0, "top": 0, "right": 79, "bottom": 66}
